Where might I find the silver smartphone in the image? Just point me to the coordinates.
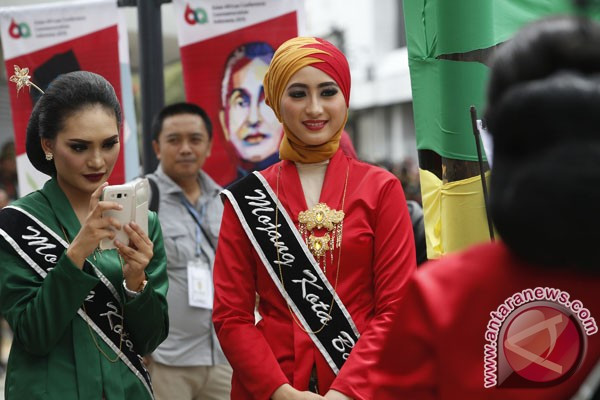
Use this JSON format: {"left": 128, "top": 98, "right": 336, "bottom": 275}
{"left": 99, "top": 178, "right": 149, "bottom": 250}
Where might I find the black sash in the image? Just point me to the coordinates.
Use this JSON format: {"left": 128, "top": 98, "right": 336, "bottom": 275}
{"left": 0, "top": 206, "right": 153, "bottom": 398}
{"left": 223, "top": 171, "right": 360, "bottom": 374}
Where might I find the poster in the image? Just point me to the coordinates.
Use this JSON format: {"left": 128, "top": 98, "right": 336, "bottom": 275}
{"left": 0, "top": 0, "right": 138, "bottom": 196}
{"left": 173, "top": 0, "right": 304, "bottom": 185}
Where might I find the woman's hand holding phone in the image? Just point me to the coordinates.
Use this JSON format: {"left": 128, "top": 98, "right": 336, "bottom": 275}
{"left": 66, "top": 182, "right": 123, "bottom": 269}
{"left": 115, "top": 221, "right": 154, "bottom": 292}
{"left": 100, "top": 178, "right": 152, "bottom": 291}
{"left": 65, "top": 179, "right": 152, "bottom": 291}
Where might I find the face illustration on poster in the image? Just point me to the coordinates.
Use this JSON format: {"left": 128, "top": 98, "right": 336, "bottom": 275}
{"left": 219, "top": 42, "right": 283, "bottom": 174}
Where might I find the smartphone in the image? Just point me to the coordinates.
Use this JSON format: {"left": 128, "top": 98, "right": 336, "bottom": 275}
{"left": 99, "top": 178, "right": 149, "bottom": 250}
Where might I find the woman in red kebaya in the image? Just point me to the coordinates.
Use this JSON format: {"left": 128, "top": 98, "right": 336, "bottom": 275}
{"left": 212, "top": 37, "right": 416, "bottom": 400}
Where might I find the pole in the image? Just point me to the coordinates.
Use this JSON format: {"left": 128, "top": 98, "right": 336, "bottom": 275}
{"left": 469, "top": 105, "right": 494, "bottom": 241}
{"left": 137, "top": 0, "right": 165, "bottom": 173}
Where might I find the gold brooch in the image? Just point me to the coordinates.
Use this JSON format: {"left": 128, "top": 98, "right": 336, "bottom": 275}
{"left": 298, "top": 203, "right": 344, "bottom": 270}
{"left": 299, "top": 203, "right": 344, "bottom": 231}
{"left": 308, "top": 233, "right": 330, "bottom": 258}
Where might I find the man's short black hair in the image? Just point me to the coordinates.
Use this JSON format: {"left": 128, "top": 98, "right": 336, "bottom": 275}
{"left": 151, "top": 102, "right": 213, "bottom": 141}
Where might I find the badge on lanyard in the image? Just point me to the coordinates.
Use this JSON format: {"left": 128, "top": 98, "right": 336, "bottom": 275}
{"left": 187, "top": 258, "right": 213, "bottom": 309}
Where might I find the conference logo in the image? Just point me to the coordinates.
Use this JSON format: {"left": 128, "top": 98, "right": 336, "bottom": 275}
{"left": 483, "top": 287, "right": 597, "bottom": 388}
{"left": 8, "top": 19, "right": 31, "bottom": 39}
{"left": 184, "top": 3, "right": 208, "bottom": 25}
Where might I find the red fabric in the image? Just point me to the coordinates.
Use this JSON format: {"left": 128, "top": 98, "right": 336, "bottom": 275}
{"left": 302, "top": 38, "right": 351, "bottom": 107}
{"left": 372, "top": 242, "right": 600, "bottom": 400}
{"left": 212, "top": 149, "right": 416, "bottom": 399}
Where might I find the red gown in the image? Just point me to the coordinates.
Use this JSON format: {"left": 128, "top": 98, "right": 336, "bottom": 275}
{"left": 373, "top": 242, "right": 600, "bottom": 399}
{"left": 212, "top": 149, "right": 416, "bottom": 399}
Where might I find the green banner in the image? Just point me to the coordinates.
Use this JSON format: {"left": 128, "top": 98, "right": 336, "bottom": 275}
{"left": 405, "top": 0, "right": 584, "bottom": 161}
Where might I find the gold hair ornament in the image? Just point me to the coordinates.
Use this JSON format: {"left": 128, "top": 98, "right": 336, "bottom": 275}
{"left": 9, "top": 65, "right": 44, "bottom": 96}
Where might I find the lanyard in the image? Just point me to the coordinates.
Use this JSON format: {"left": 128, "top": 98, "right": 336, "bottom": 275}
{"left": 179, "top": 194, "right": 215, "bottom": 257}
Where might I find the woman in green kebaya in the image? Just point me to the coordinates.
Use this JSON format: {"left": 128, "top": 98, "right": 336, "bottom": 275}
{"left": 0, "top": 71, "right": 168, "bottom": 399}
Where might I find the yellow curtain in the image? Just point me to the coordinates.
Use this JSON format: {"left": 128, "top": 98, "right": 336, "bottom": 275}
{"left": 420, "top": 169, "right": 493, "bottom": 259}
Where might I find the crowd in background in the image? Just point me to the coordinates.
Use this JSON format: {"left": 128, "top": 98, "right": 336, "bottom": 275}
{"left": 375, "top": 157, "right": 421, "bottom": 205}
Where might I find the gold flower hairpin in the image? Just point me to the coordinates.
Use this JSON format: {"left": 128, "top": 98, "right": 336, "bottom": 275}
{"left": 9, "top": 65, "right": 44, "bottom": 96}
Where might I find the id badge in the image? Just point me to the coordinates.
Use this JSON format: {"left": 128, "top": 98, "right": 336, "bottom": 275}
{"left": 187, "top": 258, "right": 213, "bottom": 309}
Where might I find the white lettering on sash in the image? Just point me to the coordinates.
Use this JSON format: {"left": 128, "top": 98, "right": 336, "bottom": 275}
{"left": 125, "top": 338, "right": 134, "bottom": 353}
{"left": 332, "top": 331, "right": 355, "bottom": 359}
{"left": 100, "top": 302, "right": 123, "bottom": 332}
{"left": 99, "top": 301, "right": 135, "bottom": 353}
{"left": 292, "top": 269, "right": 332, "bottom": 325}
{"left": 245, "top": 189, "right": 295, "bottom": 267}
{"left": 22, "top": 226, "right": 58, "bottom": 264}
{"left": 246, "top": 190, "right": 274, "bottom": 216}
{"left": 85, "top": 290, "right": 96, "bottom": 302}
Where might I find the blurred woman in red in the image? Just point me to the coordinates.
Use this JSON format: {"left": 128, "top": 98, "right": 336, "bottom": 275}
{"left": 372, "top": 16, "right": 600, "bottom": 400}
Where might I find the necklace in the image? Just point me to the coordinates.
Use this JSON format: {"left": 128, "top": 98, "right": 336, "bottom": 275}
{"left": 60, "top": 225, "right": 124, "bottom": 363}
{"left": 275, "top": 164, "right": 349, "bottom": 334}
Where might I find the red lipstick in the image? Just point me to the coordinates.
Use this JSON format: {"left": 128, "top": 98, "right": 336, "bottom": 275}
{"left": 84, "top": 173, "right": 104, "bottom": 182}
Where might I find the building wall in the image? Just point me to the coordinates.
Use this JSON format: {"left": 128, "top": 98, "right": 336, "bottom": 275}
{"left": 351, "top": 102, "right": 416, "bottom": 164}
{"left": 311, "top": 0, "right": 416, "bottom": 166}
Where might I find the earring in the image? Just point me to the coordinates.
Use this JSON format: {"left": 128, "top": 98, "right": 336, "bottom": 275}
{"left": 45, "top": 152, "right": 53, "bottom": 161}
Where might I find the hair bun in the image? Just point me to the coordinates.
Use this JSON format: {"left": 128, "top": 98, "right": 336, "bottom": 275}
{"left": 487, "top": 72, "right": 600, "bottom": 161}
{"left": 485, "top": 17, "right": 600, "bottom": 269}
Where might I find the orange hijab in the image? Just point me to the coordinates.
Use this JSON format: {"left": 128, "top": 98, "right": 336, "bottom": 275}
{"left": 263, "top": 37, "right": 351, "bottom": 163}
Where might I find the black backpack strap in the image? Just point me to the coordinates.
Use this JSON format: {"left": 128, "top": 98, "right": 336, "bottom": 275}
{"left": 146, "top": 175, "right": 160, "bottom": 213}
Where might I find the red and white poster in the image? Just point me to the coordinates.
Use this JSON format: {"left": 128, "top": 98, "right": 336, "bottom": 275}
{"left": 0, "top": 0, "right": 137, "bottom": 196}
{"left": 173, "top": 0, "right": 304, "bottom": 186}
